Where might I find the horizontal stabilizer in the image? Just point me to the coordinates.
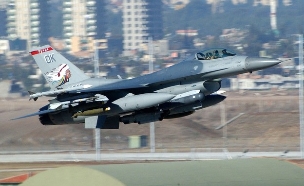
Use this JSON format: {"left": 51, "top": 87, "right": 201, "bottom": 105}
{"left": 11, "top": 109, "right": 59, "bottom": 120}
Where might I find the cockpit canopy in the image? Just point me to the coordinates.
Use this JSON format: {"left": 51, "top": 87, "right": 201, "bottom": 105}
{"left": 195, "top": 48, "right": 236, "bottom": 60}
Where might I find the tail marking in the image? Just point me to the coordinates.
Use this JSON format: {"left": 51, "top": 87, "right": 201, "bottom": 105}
{"left": 45, "top": 64, "right": 71, "bottom": 88}
{"left": 30, "top": 46, "right": 53, "bottom": 56}
{"left": 29, "top": 45, "right": 89, "bottom": 90}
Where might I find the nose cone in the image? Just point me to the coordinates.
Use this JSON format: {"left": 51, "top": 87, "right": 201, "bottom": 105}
{"left": 245, "top": 57, "right": 281, "bottom": 72}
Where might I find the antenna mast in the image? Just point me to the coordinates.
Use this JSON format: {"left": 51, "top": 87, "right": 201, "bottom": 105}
{"left": 94, "top": 41, "right": 100, "bottom": 161}
{"left": 270, "top": 0, "right": 278, "bottom": 31}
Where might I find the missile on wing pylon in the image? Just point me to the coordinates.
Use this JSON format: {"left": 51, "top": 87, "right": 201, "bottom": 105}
{"left": 48, "top": 94, "right": 109, "bottom": 110}
{"left": 73, "top": 93, "right": 175, "bottom": 118}
{"left": 29, "top": 84, "right": 93, "bottom": 101}
{"left": 109, "top": 93, "right": 175, "bottom": 113}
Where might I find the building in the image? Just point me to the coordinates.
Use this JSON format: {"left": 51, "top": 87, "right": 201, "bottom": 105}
{"left": 70, "top": 37, "right": 108, "bottom": 58}
{"left": 166, "top": 0, "right": 190, "bottom": 10}
{"left": 0, "top": 1, "right": 7, "bottom": 37}
{"left": 230, "top": 76, "right": 299, "bottom": 90}
{"left": 0, "top": 9, "right": 6, "bottom": 37}
{"left": 62, "top": 0, "right": 107, "bottom": 53}
{"left": 122, "top": 0, "right": 163, "bottom": 56}
{"left": 176, "top": 30, "right": 198, "bottom": 37}
{"left": 107, "top": 36, "right": 123, "bottom": 56}
{"left": 0, "top": 40, "right": 9, "bottom": 54}
{"left": 0, "top": 0, "right": 10, "bottom": 8}
{"left": 6, "top": 0, "right": 51, "bottom": 50}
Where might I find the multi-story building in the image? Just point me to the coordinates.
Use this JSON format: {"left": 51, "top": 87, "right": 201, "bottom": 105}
{"left": 0, "top": 0, "right": 9, "bottom": 38}
{"left": 6, "top": 0, "right": 51, "bottom": 50}
{"left": 122, "top": 0, "right": 163, "bottom": 56}
{"left": 0, "top": 6, "right": 7, "bottom": 37}
{"left": 62, "top": 0, "right": 107, "bottom": 54}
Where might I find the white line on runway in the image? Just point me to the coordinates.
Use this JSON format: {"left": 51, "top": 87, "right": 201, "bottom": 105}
{"left": 69, "top": 151, "right": 79, "bottom": 162}
{"left": 0, "top": 152, "right": 300, "bottom": 163}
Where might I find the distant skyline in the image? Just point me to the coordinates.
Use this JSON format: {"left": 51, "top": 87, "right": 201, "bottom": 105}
{"left": 0, "top": 0, "right": 302, "bottom": 54}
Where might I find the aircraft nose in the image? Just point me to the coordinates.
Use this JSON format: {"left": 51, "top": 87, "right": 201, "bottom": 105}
{"left": 245, "top": 57, "right": 281, "bottom": 72}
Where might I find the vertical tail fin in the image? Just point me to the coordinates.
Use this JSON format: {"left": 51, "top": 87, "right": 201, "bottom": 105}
{"left": 30, "top": 45, "right": 90, "bottom": 90}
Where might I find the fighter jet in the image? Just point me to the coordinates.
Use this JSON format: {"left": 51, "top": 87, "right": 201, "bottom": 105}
{"left": 13, "top": 46, "right": 280, "bottom": 129}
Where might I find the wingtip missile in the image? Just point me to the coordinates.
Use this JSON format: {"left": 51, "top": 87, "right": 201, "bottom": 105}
{"left": 28, "top": 91, "right": 38, "bottom": 101}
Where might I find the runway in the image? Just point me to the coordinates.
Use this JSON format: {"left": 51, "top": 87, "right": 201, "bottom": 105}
{"left": 0, "top": 151, "right": 301, "bottom": 162}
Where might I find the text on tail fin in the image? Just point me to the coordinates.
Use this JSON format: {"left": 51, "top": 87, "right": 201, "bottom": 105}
{"left": 29, "top": 45, "right": 90, "bottom": 90}
{"left": 30, "top": 46, "right": 53, "bottom": 56}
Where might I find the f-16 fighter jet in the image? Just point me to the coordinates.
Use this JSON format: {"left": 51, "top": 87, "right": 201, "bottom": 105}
{"left": 13, "top": 46, "right": 280, "bottom": 129}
